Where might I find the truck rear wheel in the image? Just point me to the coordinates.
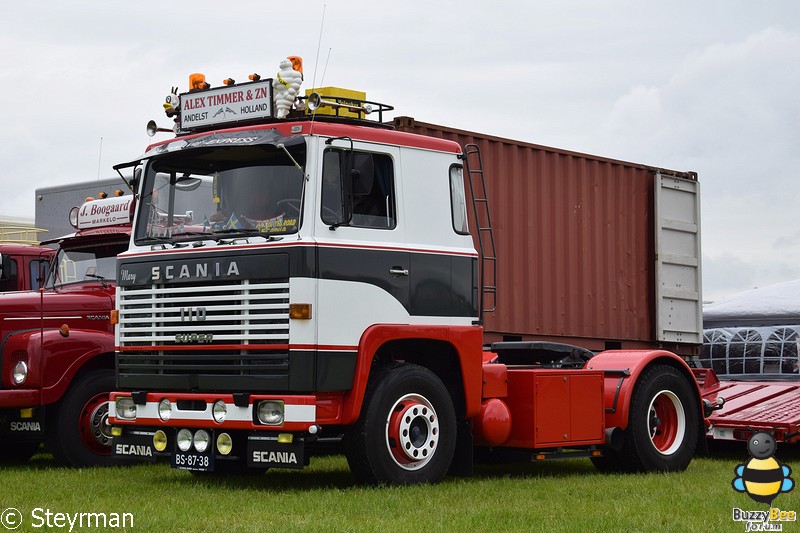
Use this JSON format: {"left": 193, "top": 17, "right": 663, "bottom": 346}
{"left": 0, "top": 441, "right": 39, "bottom": 464}
{"left": 345, "top": 362, "right": 456, "bottom": 485}
{"left": 619, "top": 364, "right": 698, "bottom": 472}
{"left": 46, "top": 369, "right": 120, "bottom": 467}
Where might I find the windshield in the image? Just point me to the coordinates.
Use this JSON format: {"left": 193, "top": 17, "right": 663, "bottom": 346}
{"left": 135, "top": 143, "right": 306, "bottom": 244}
{"left": 50, "top": 240, "right": 129, "bottom": 288}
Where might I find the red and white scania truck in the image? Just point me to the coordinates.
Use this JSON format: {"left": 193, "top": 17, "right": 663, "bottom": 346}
{"left": 107, "top": 64, "right": 714, "bottom": 484}
{"left": 0, "top": 194, "right": 133, "bottom": 465}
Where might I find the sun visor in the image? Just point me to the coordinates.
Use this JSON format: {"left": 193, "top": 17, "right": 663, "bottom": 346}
{"left": 114, "top": 129, "right": 304, "bottom": 172}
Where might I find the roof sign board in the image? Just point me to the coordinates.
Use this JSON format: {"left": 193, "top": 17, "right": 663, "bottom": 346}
{"left": 180, "top": 80, "right": 274, "bottom": 131}
{"left": 76, "top": 196, "right": 133, "bottom": 229}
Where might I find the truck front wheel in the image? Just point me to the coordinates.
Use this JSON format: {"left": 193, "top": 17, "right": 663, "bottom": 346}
{"left": 46, "top": 369, "right": 119, "bottom": 467}
{"left": 345, "top": 362, "right": 456, "bottom": 485}
{"left": 619, "top": 364, "right": 699, "bottom": 472}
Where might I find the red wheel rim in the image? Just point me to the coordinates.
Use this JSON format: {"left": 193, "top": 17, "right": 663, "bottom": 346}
{"left": 385, "top": 393, "right": 439, "bottom": 471}
{"left": 648, "top": 390, "right": 685, "bottom": 455}
{"left": 79, "top": 393, "right": 112, "bottom": 455}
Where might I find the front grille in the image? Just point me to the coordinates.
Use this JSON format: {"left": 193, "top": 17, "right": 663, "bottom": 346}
{"left": 117, "top": 278, "right": 291, "bottom": 392}
{"left": 118, "top": 279, "right": 289, "bottom": 346}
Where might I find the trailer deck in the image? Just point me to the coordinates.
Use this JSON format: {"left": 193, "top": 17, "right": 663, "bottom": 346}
{"left": 694, "top": 369, "right": 800, "bottom": 443}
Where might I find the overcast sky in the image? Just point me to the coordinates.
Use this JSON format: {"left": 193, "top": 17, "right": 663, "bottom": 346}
{"left": 0, "top": 1, "right": 797, "bottom": 301}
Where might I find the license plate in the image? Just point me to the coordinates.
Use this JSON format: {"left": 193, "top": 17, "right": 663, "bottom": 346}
{"left": 712, "top": 427, "right": 735, "bottom": 441}
{"left": 172, "top": 449, "right": 215, "bottom": 472}
{"left": 248, "top": 436, "right": 304, "bottom": 469}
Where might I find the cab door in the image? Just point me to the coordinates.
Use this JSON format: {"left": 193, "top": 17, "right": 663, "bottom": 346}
{"left": 315, "top": 142, "right": 407, "bottom": 308}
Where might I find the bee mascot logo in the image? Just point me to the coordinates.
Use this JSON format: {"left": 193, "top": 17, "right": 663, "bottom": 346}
{"left": 733, "top": 432, "right": 794, "bottom": 505}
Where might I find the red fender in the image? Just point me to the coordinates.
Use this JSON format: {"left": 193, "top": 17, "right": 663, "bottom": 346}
{"left": 340, "top": 324, "right": 484, "bottom": 425}
{"left": 39, "top": 328, "right": 114, "bottom": 405}
{"left": 1, "top": 330, "right": 43, "bottom": 390}
{"left": 586, "top": 349, "right": 702, "bottom": 431}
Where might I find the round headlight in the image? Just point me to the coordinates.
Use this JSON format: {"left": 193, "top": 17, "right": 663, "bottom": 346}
{"left": 177, "top": 429, "right": 193, "bottom": 452}
{"left": 193, "top": 429, "right": 210, "bottom": 453}
{"left": 158, "top": 399, "right": 172, "bottom": 421}
{"left": 216, "top": 432, "right": 233, "bottom": 456}
{"left": 153, "top": 430, "right": 168, "bottom": 452}
{"left": 212, "top": 400, "right": 227, "bottom": 424}
{"left": 257, "top": 400, "right": 284, "bottom": 425}
{"left": 12, "top": 361, "right": 28, "bottom": 385}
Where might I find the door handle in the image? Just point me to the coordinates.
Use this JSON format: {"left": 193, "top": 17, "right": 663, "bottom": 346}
{"left": 389, "top": 267, "right": 409, "bottom": 276}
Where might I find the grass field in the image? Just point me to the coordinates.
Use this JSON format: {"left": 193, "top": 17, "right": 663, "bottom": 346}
{"left": 1, "top": 444, "right": 799, "bottom": 532}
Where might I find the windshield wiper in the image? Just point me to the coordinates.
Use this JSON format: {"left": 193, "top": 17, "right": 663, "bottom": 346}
{"left": 85, "top": 273, "right": 110, "bottom": 288}
{"left": 211, "top": 228, "right": 283, "bottom": 242}
{"left": 143, "top": 235, "right": 192, "bottom": 249}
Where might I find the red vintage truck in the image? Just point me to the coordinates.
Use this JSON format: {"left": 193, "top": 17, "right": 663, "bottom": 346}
{"left": 108, "top": 66, "right": 712, "bottom": 484}
{"left": 0, "top": 194, "right": 133, "bottom": 466}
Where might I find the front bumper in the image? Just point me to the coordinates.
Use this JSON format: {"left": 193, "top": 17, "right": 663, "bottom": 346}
{"left": 0, "top": 389, "right": 39, "bottom": 408}
{"left": 109, "top": 391, "right": 318, "bottom": 431}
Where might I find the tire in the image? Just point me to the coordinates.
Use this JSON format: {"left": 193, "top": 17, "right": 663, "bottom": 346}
{"left": 46, "top": 369, "right": 120, "bottom": 467}
{"left": 619, "top": 364, "right": 699, "bottom": 472}
{"left": 345, "top": 362, "right": 456, "bottom": 485}
{"left": 0, "top": 441, "right": 39, "bottom": 464}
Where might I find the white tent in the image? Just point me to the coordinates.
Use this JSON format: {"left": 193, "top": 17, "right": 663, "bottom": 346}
{"left": 701, "top": 280, "right": 800, "bottom": 376}
{"left": 704, "top": 279, "right": 800, "bottom": 328}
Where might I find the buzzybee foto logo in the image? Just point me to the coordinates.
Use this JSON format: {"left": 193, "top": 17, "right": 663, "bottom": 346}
{"left": 731, "top": 432, "right": 796, "bottom": 531}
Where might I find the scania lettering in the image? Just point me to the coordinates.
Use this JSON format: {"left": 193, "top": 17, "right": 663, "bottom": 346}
{"left": 0, "top": 193, "right": 134, "bottom": 466}
{"left": 109, "top": 60, "right": 709, "bottom": 484}
{"left": 115, "top": 444, "right": 153, "bottom": 457}
{"left": 10, "top": 421, "right": 41, "bottom": 432}
{"left": 253, "top": 451, "right": 298, "bottom": 464}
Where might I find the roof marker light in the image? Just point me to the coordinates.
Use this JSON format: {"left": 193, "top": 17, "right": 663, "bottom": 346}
{"left": 223, "top": 78, "right": 235, "bottom": 86}
{"left": 189, "top": 73, "right": 209, "bottom": 91}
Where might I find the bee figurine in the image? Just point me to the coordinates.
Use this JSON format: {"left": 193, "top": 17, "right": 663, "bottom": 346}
{"left": 733, "top": 431, "right": 794, "bottom": 505}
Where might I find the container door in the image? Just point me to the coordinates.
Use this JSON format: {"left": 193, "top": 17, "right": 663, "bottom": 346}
{"left": 654, "top": 173, "right": 702, "bottom": 344}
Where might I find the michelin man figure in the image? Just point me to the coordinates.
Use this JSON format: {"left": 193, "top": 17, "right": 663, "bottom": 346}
{"left": 273, "top": 58, "right": 303, "bottom": 119}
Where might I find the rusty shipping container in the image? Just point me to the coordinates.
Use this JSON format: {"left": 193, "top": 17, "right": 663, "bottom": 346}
{"left": 393, "top": 117, "right": 702, "bottom": 356}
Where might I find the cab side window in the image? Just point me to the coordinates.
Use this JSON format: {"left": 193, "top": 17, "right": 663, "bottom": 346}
{"left": 0, "top": 258, "right": 18, "bottom": 292}
{"left": 450, "top": 165, "right": 469, "bottom": 234}
{"left": 321, "top": 150, "right": 396, "bottom": 229}
{"left": 30, "top": 259, "right": 50, "bottom": 291}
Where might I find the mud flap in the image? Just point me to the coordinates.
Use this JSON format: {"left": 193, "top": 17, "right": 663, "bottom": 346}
{"left": 0, "top": 410, "right": 45, "bottom": 441}
{"left": 447, "top": 419, "right": 473, "bottom": 477}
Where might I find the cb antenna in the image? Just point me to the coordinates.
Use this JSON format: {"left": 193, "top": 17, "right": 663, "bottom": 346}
{"left": 97, "top": 137, "right": 104, "bottom": 180}
{"left": 311, "top": 4, "right": 327, "bottom": 90}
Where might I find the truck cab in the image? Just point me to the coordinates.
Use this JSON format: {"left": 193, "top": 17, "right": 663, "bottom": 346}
{"left": 0, "top": 194, "right": 133, "bottom": 465}
{"left": 0, "top": 243, "right": 53, "bottom": 292}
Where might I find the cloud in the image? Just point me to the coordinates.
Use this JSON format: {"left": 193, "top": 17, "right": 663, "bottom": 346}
{"left": 0, "top": 1, "right": 798, "bottom": 304}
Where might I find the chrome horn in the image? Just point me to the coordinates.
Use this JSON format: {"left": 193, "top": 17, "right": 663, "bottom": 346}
{"left": 307, "top": 92, "right": 373, "bottom": 115}
{"left": 146, "top": 120, "right": 176, "bottom": 137}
